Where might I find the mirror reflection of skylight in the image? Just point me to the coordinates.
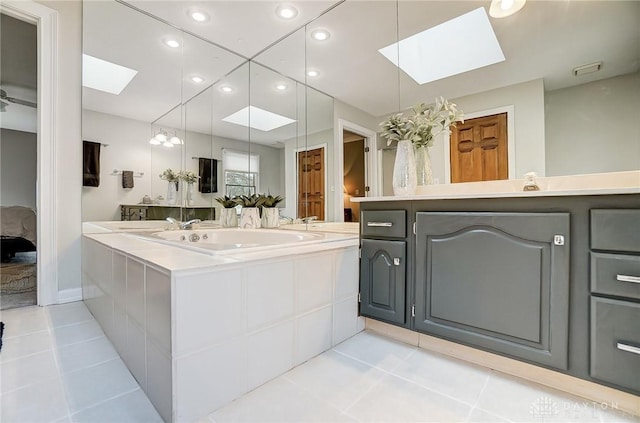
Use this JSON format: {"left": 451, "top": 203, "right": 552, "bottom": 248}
{"left": 82, "top": 54, "right": 138, "bottom": 95}
{"left": 378, "top": 7, "right": 505, "bottom": 85}
{"left": 222, "top": 106, "right": 296, "bottom": 132}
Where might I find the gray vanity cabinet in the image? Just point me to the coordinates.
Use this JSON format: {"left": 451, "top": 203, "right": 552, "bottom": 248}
{"left": 359, "top": 210, "right": 408, "bottom": 325}
{"left": 589, "top": 209, "right": 640, "bottom": 394}
{"left": 414, "top": 212, "right": 570, "bottom": 370}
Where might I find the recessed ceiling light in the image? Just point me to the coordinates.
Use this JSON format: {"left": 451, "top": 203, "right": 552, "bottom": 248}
{"left": 311, "top": 29, "right": 330, "bottom": 41}
{"left": 189, "top": 10, "right": 209, "bottom": 22}
{"left": 82, "top": 54, "right": 138, "bottom": 95}
{"left": 164, "top": 38, "right": 181, "bottom": 48}
{"left": 489, "top": 0, "right": 526, "bottom": 18}
{"left": 378, "top": 7, "right": 505, "bottom": 85}
{"left": 220, "top": 85, "right": 233, "bottom": 93}
{"left": 191, "top": 76, "right": 205, "bottom": 84}
{"left": 222, "top": 105, "right": 296, "bottom": 132}
{"left": 307, "top": 70, "right": 319, "bottom": 78}
{"left": 275, "top": 83, "right": 287, "bottom": 91}
{"left": 276, "top": 4, "right": 298, "bottom": 20}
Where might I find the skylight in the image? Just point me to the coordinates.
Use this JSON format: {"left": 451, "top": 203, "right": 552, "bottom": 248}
{"left": 82, "top": 54, "right": 138, "bottom": 95}
{"left": 222, "top": 106, "right": 296, "bottom": 132}
{"left": 378, "top": 7, "right": 505, "bottom": 85}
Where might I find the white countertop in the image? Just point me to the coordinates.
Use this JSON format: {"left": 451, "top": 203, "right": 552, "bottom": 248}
{"left": 83, "top": 224, "right": 358, "bottom": 273}
{"left": 351, "top": 171, "right": 640, "bottom": 202}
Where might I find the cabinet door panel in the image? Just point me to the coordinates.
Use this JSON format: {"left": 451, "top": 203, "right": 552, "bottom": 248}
{"left": 360, "top": 239, "right": 406, "bottom": 325}
{"left": 415, "top": 212, "right": 569, "bottom": 370}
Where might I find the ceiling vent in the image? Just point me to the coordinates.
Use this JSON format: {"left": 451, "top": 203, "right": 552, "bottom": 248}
{"left": 573, "top": 62, "right": 602, "bottom": 76}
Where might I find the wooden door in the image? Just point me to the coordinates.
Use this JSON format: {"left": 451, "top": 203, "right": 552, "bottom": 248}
{"left": 450, "top": 113, "right": 508, "bottom": 183}
{"left": 297, "top": 147, "right": 325, "bottom": 220}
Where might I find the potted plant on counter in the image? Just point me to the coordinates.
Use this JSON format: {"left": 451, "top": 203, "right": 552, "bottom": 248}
{"left": 236, "top": 194, "right": 265, "bottom": 229}
{"left": 160, "top": 168, "right": 179, "bottom": 205}
{"left": 215, "top": 195, "right": 239, "bottom": 228}
{"left": 260, "top": 194, "right": 284, "bottom": 228}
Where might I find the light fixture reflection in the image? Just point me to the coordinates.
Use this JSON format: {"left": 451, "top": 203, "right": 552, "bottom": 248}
{"left": 190, "top": 10, "right": 209, "bottom": 22}
{"left": 307, "top": 70, "right": 319, "bottom": 77}
{"left": 489, "top": 0, "right": 526, "bottom": 18}
{"left": 311, "top": 29, "right": 330, "bottom": 41}
{"left": 191, "top": 76, "right": 205, "bottom": 83}
{"left": 149, "top": 129, "right": 182, "bottom": 147}
{"left": 164, "top": 39, "right": 181, "bottom": 48}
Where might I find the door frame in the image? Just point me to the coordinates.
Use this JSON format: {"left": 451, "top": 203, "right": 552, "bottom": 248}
{"left": 294, "top": 144, "right": 328, "bottom": 220}
{"left": 443, "top": 105, "right": 515, "bottom": 183}
{"left": 336, "top": 119, "right": 378, "bottom": 222}
{"left": 1, "top": 1, "right": 59, "bottom": 306}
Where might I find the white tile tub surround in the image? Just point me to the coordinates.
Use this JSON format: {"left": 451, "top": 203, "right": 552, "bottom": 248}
{"left": 81, "top": 231, "right": 361, "bottom": 422}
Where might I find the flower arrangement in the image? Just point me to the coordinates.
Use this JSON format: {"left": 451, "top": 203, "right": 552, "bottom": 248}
{"left": 178, "top": 170, "right": 198, "bottom": 184}
{"left": 159, "top": 168, "right": 179, "bottom": 182}
{"left": 379, "top": 97, "right": 464, "bottom": 149}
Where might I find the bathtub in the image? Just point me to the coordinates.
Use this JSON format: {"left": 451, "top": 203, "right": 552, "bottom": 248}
{"left": 129, "top": 227, "right": 333, "bottom": 255}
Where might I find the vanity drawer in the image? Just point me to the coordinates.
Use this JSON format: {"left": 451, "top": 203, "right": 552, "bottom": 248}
{"left": 590, "top": 297, "right": 640, "bottom": 393}
{"left": 361, "top": 210, "right": 406, "bottom": 238}
{"left": 591, "top": 253, "right": 640, "bottom": 300}
{"left": 591, "top": 209, "right": 640, "bottom": 253}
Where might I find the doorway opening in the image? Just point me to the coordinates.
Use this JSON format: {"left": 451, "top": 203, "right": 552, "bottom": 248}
{"left": 0, "top": 12, "right": 38, "bottom": 310}
{"left": 343, "top": 130, "right": 366, "bottom": 222}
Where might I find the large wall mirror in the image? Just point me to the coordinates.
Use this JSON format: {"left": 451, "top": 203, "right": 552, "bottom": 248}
{"left": 82, "top": 1, "right": 639, "bottom": 223}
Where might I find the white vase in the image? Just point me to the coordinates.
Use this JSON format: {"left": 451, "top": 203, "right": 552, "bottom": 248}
{"left": 415, "top": 145, "right": 433, "bottom": 186}
{"left": 392, "top": 139, "right": 417, "bottom": 196}
{"left": 219, "top": 207, "right": 238, "bottom": 228}
{"left": 240, "top": 207, "right": 261, "bottom": 229}
{"left": 186, "top": 183, "right": 195, "bottom": 206}
{"left": 167, "top": 181, "right": 178, "bottom": 205}
{"left": 261, "top": 208, "right": 280, "bottom": 228}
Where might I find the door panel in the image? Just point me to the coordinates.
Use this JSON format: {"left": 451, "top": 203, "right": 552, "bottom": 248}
{"left": 450, "top": 113, "right": 508, "bottom": 183}
{"left": 360, "top": 239, "right": 406, "bottom": 324}
{"left": 415, "top": 212, "right": 570, "bottom": 370}
{"left": 297, "top": 148, "right": 325, "bottom": 220}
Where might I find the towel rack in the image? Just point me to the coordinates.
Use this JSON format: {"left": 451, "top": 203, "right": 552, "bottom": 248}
{"left": 111, "top": 169, "right": 144, "bottom": 177}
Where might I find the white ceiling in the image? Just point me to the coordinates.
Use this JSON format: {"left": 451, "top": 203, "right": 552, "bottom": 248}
{"left": 79, "top": 0, "right": 639, "bottom": 145}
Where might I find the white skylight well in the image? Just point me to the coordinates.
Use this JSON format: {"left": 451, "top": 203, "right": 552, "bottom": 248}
{"left": 82, "top": 54, "right": 138, "bottom": 95}
{"left": 378, "top": 7, "right": 505, "bottom": 85}
{"left": 222, "top": 106, "right": 296, "bottom": 132}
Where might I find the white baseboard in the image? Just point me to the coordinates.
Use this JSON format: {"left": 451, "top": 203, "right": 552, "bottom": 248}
{"left": 57, "top": 288, "right": 82, "bottom": 304}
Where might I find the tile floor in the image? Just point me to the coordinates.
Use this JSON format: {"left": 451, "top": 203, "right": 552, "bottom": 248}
{"left": 1, "top": 301, "right": 638, "bottom": 423}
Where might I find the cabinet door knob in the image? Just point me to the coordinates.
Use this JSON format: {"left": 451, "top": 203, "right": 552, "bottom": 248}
{"left": 617, "top": 342, "right": 640, "bottom": 355}
{"left": 616, "top": 274, "right": 640, "bottom": 284}
{"left": 393, "top": 258, "right": 401, "bottom": 266}
{"left": 553, "top": 235, "right": 565, "bottom": 245}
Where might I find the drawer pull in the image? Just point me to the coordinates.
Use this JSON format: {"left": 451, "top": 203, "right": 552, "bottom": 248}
{"left": 616, "top": 274, "right": 640, "bottom": 284}
{"left": 393, "top": 258, "right": 401, "bottom": 266}
{"left": 367, "top": 222, "right": 393, "bottom": 227}
{"left": 617, "top": 342, "right": 640, "bottom": 355}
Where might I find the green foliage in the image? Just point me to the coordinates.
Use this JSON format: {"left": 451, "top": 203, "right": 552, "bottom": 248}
{"left": 159, "top": 168, "right": 179, "bottom": 182}
{"left": 236, "top": 194, "right": 265, "bottom": 208}
{"left": 214, "top": 195, "right": 238, "bottom": 208}
{"left": 178, "top": 170, "right": 198, "bottom": 184}
{"left": 260, "top": 194, "right": 284, "bottom": 208}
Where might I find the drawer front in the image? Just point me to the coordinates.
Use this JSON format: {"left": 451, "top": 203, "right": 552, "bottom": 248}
{"left": 591, "top": 209, "right": 640, "bottom": 253}
{"left": 591, "top": 252, "right": 640, "bottom": 300}
{"left": 590, "top": 297, "right": 640, "bottom": 393}
{"left": 361, "top": 210, "right": 406, "bottom": 238}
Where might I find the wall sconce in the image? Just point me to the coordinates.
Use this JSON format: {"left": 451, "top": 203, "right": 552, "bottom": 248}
{"left": 149, "top": 129, "right": 182, "bottom": 147}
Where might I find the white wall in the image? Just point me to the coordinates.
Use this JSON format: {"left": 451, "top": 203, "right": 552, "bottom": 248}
{"left": 82, "top": 110, "right": 284, "bottom": 221}
{"left": 545, "top": 72, "right": 640, "bottom": 176}
{"left": 1, "top": 128, "right": 37, "bottom": 208}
